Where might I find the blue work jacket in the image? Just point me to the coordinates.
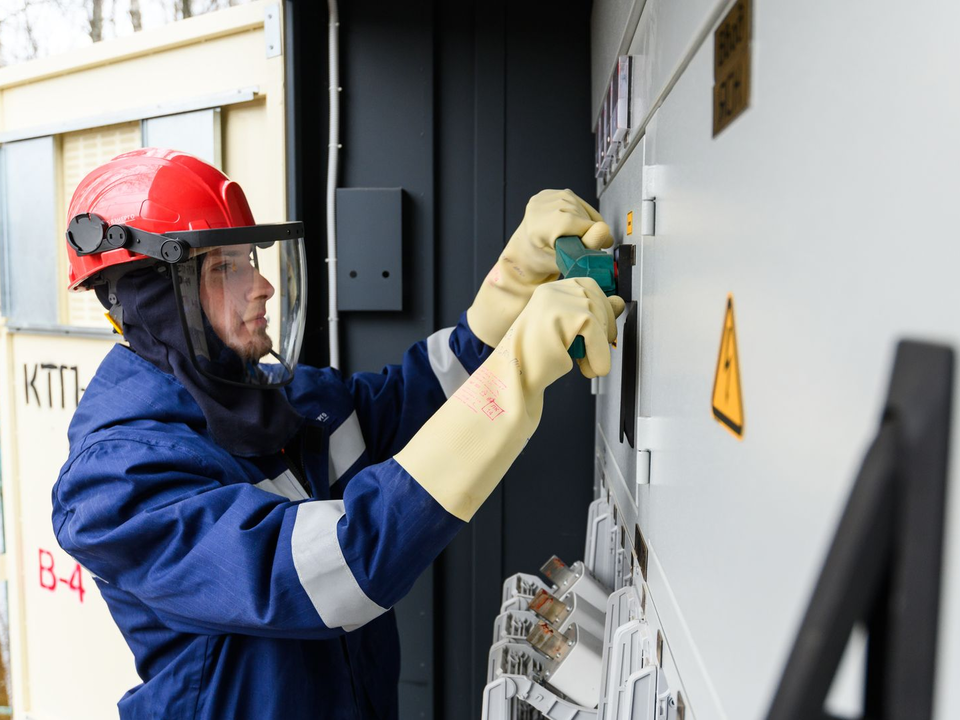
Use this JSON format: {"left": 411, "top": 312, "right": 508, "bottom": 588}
{"left": 52, "top": 316, "right": 490, "bottom": 719}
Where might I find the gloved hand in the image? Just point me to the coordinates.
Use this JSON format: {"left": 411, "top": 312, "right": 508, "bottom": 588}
{"left": 467, "top": 189, "right": 614, "bottom": 348}
{"left": 397, "top": 278, "right": 626, "bottom": 521}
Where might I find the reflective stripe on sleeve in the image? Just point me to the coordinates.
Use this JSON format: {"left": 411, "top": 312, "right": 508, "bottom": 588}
{"left": 328, "top": 411, "right": 365, "bottom": 486}
{"left": 290, "top": 500, "right": 389, "bottom": 631}
{"left": 426, "top": 327, "right": 470, "bottom": 399}
{"left": 254, "top": 470, "right": 310, "bottom": 501}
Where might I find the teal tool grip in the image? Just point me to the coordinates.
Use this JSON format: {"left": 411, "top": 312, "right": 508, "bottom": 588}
{"left": 554, "top": 236, "right": 617, "bottom": 294}
{"left": 554, "top": 236, "right": 617, "bottom": 359}
{"left": 569, "top": 336, "right": 587, "bottom": 359}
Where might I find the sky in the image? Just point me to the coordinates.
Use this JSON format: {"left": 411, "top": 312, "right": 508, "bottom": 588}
{"left": 0, "top": 0, "right": 251, "bottom": 67}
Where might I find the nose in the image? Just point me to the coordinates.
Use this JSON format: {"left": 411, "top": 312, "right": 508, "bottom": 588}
{"left": 247, "top": 268, "right": 275, "bottom": 302}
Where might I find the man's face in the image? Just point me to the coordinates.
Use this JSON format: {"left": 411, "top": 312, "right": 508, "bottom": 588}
{"left": 199, "top": 245, "right": 275, "bottom": 362}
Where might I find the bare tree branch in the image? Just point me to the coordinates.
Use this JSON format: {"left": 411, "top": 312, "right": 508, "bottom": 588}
{"left": 0, "top": 0, "right": 249, "bottom": 65}
{"left": 129, "top": 0, "right": 142, "bottom": 31}
{"left": 21, "top": 1, "right": 41, "bottom": 57}
{"left": 89, "top": 0, "right": 103, "bottom": 42}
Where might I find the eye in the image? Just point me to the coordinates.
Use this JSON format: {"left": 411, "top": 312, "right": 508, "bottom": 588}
{"left": 210, "top": 261, "right": 232, "bottom": 273}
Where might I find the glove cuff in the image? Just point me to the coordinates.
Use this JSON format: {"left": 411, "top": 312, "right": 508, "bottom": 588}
{"left": 395, "top": 347, "right": 539, "bottom": 521}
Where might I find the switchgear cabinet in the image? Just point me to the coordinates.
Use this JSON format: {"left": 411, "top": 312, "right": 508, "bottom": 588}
{"left": 482, "top": 0, "right": 960, "bottom": 718}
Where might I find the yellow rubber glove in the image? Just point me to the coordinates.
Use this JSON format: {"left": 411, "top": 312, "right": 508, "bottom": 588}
{"left": 467, "top": 189, "right": 614, "bottom": 348}
{"left": 397, "top": 278, "right": 626, "bottom": 521}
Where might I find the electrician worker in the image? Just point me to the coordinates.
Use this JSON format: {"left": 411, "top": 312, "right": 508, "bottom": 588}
{"left": 52, "top": 148, "right": 624, "bottom": 719}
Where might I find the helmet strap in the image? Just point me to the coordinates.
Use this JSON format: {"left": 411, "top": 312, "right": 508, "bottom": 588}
{"left": 103, "top": 273, "right": 124, "bottom": 335}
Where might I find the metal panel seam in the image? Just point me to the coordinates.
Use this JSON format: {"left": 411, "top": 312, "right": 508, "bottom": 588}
{"left": 644, "top": 523, "right": 728, "bottom": 719}
{"left": 596, "top": 419, "right": 725, "bottom": 718}
{"left": 598, "top": 0, "right": 740, "bottom": 196}
{"left": 0, "top": 87, "right": 259, "bottom": 144}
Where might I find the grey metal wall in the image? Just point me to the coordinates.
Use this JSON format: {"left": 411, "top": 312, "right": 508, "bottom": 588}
{"left": 286, "top": 2, "right": 596, "bottom": 716}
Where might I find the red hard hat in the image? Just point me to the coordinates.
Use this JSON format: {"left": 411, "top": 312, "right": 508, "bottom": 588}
{"left": 66, "top": 147, "right": 256, "bottom": 291}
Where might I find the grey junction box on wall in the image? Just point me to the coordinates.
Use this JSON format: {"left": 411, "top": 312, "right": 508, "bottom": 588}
{"left": 335, "top": 187, "right": 403, "bottom": 311}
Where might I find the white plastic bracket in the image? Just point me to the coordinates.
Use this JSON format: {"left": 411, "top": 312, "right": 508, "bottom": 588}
{"left": 636, "top": 451, "right": 651, "bottom": 507}
{"left": 640, "top": 198, "right": 656, "bottom": 237}
{"left": 264, "top": 4, "right": 282, "bottom": 58}
{"left": 621, "top": 665, "right": 675, "bottom": 720}
{"left": 481, "top": 674, "right": 598, "bottom": 720}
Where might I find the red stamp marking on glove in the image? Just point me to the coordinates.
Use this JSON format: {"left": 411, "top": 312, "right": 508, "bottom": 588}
{"left": 482, "top": 400, "right": 504, "bottom": 420}
{"left": 455, "top": 368, "right": 507, "bottom": 420}
{"left": 486, "top": 265, "right": 501, "bottom": 285}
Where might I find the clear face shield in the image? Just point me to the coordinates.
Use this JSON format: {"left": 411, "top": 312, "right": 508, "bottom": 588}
{"left": 171, "top": 234, "right": 307, "bottom": 388}
{"left": 66, "top": 215, "right": 308, "bottom": 389}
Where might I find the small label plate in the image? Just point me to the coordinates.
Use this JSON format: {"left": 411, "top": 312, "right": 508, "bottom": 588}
{"left": 713, "top": 0, "right": 752, "bottom": 136}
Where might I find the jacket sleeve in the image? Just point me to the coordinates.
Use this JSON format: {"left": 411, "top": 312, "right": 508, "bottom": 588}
{"left": 53, "top": 432, "right": 463, "bottom": 639}
{"left": 344, "top": 311, "right": 492, "bottom": 465}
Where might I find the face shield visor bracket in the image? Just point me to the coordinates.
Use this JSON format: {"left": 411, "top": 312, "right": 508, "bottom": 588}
{"left": 102, "top": 270, "right": 125, "bottom": 334}
{"left": 66, "top": 213, "right": 305, "bottom": 263}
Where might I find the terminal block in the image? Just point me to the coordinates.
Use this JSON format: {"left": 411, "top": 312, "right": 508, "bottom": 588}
{"left": 484, "top": 552, "right": 685, "bottom": 719}
{"left": 526, "top": 622, "right": 603, "bottom": 708}
{"left": 484, "top": 639, "right": 594, "bottom": 720}
{"left": 486, "top": 639, "right": 547, "bottom": 691}
{"left": 528, "top": 589, "right": 606, "bottom": 642}
{"left": 501, "top": 572, "right": 553, "bottom": 613}
{"left": 492, "top": 610, "right": 542, "bottom": 646}
{"left": 483, "top": 622, "right": 604, "bottom": 720}
{"left": 540, "top": 556, "right": 610, "bottom": 611}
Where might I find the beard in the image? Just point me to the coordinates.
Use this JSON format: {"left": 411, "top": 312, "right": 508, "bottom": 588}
{"left": 239, "top": 326, "right": 274, "bottom": 362}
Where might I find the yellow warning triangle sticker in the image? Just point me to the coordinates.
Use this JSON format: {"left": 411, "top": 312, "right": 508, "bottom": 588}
{"left": 712, "top": 295, "right": 744, "bottom": 439}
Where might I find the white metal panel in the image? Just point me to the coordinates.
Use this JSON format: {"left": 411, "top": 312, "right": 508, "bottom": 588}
{"left": 142, "top": 108, "right": 222, "bottom": 169}
{"left": 594, "top": 0, "right": 960, "bottom": 718}
{"left": 0, "top": 138, "right": 59, "bottom": 325}
{"left": 2, "top": 332, "right": 136, "bottom": 719}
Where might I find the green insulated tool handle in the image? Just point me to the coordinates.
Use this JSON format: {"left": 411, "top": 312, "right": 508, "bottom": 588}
{"left": 554, "top": 236, "right": 617, "bottom": 359}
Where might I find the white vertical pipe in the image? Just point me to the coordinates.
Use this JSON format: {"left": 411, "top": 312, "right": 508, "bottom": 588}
{"left": 326, "top": 0, "right": 341, "bottom": 369}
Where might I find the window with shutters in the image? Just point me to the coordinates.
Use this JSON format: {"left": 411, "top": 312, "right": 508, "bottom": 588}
{"left": 59, "top": 122, "right": 142, "bottom": 329}
{"left": 0, "top": 137, "right": 60, "bottom": 325}
{"left": 1, "top": 110, "right": 222, "bottom": 329}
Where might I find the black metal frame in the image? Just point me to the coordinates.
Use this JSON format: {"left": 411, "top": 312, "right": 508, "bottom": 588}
{"left": 766, "top": 340, "right": 954, "bottom": 720}
{"left": 67, "top": 212, "right": 304, "bottom": 264}
{"left": 616, "top": 244, "right": 637, "bottom": 447}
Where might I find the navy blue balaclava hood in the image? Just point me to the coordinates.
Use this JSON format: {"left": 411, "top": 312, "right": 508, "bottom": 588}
{"left": 98, "top": 264, "right": 304, "bottom": 457}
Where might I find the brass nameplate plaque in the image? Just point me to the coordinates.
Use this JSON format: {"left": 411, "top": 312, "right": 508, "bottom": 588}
{"left": 713, "top": 0, "right": 752, "bottom": 136}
